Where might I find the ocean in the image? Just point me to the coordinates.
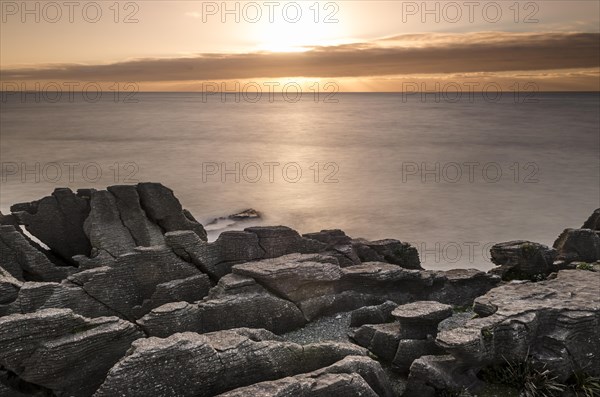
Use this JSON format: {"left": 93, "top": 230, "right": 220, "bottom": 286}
{"left": 1, "top": 92, "right": 598, "bottom": 270}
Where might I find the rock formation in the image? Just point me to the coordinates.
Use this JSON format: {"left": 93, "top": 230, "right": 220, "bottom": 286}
{"left": 0, "top": 186, "right": 597, "bottom": 396}
{"left": 405, "top": 270, "right": 600, "bottom": 395}
{"left": 489, "top": 240, "right": 557, "bottom": 281}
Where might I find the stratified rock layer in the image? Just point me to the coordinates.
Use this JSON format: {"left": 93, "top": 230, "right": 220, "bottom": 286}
{"left": 95, "top": 328, "right": 366, "bottom": 397}
{"left": 490, "top": 240, "right": 557, "bottom": 280}
{"left": 215, "top": 356, "right": 395, "bottom": 397}
{"left": 0, "top": 309, "right": 143, "bottom": 397}
{"left": 3, "top": 186, "right": 595, "bottom": 397}
{"left": 407, "top": 270, "right": 600, "bottom": 394}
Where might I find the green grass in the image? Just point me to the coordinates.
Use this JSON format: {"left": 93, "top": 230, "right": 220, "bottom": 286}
{"left": 576, "top": 262, "right": 595, "bottom": 271}
{"left": 567, "top": 371, "right": 600, "bottom": 397}
{"left": 479, "top": 356, "right": 565, "bottom": 397}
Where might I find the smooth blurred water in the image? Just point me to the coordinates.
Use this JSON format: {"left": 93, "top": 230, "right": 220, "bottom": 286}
{"left": 1, "top": 92, "right": 598, "bottom": 270}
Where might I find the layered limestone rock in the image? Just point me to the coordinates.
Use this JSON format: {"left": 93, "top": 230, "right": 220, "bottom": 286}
{"left": 0, "top": 268, "right": 22, "bottom": 316}
{"left": 10, "top": 188, "right": 92, "bottom": 264}
{"left": 0, "top": 225, "right": 74, "bottom": 282}
{"left": 138, "top": 253, "right": 486, "bottom": 341}
{"left": 554, "top": 228, "right": 600, "bottom": 263}
{"left": 404, "top": 270, "right": 600, "bottom": 394}
{"left": 3, "top": 186, "right": 594, "bottom": 396}
{"left": 582, "top": 208, "right": 600, "bottom": 230}
{"left": 233, "top": 259, "right": 498, "bottom": 322}
{"left": 489, "top": 240, "right": 557, "bottom": 281}
{"left": 351, "top": 238, "right": 422, "bottom": 270}
{"left": 138, "top": 274, "right": 306, "bottom": 337}
{"left": 9, "top": 184, "right": 207, "bottom": 266}
{"left": 2, "top": 281, "right": 121, "bottom": 318}
{"left": 95, "top": 328, "right": 367, "bottom": 397}
{"left": 67, "top": 246, "right": 207, "bottom": 320}
{"left": 215, "top": 355, "right": 395, "bottom": 397}
{"left": 350, "top": 301, "right": 398, "bottom": 327}
{"left": 351, "top": 301, "right": 452, "bottom": 372}
{"left": 0, "top": 309, "right": 143, "bottom": 397}
{"left": 552, "top": 209, "right": 600, "bottom": 264}
{"left": 165, "top": 230, "right": 265, "bottom": 279}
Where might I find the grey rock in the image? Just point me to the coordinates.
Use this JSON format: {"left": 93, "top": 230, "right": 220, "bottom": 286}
{"left": 73, "top": 250, "right": 117, "bottom": 270}
{"left": 392, "top": 301, "right": 453, "bottom": 323}
{"left": 166, "top": 230, "right": 264, "bottom": 279}
{"left": 427, "top": 269, "right": 501, "bottom": 306}
{"left": 350, "top": 301, "right": 398, "bottom": 327}
{"left": 233, "top": 254, "right": 342, "bottom": 302}
{"left": 298, "top": 291, "right": 383, "bottom": 321}
{"left": 351, "top": 323, "right": 403, "bottom": 362}
{"left": 582, "top": 208, "right": 600, "bottom": 230}
{"left": 303, "top": 229, "right": 352, "bottom": 247}
{"left": 137, "top": 182, "right": 207, "bottom": 241}
{"left": 138, "top": 286, "right": 306, "bottom": 337}
{"left": 216, "top": 355, "right": 394, "bottom": 397}
{"left": 554, "top": 228, "right": 600, "bottom": 263}
{"left": 351, "top": 238, "right": 422, "bottom": 270}
{"left": 68, "top": 246, "right": 202, "bottom": 319}
{"left": 5, "top": 281, "right": 121, "bottom": 318}
{"left": 233, "top": 261, "right": 497, "bottom": 323}
{"left": 351, "top": 302, "right": 451, "bottom": 369}
{"left": 0, "top": 225, "right": 74, "bottom": 282}
{"left": 403, "top": 355, "right": 466, "bottom": 397}
{"left": 134, "top": 273, "right": 213, "bottom": 315}
{"left": 0, "top": 268, "right": 21, "bottom": 305}
{"left": 95, "top": 328, "right": 366, "bottom": 397}
{"left": 207, "top": 273, "right": 265, "bottom": 297}
{"left": 490, "top": 240, "right": 558, "bottom": 281}
{"left": 303, "top": 230, "right": 361, "bottom": 267}
{"left": 107, "top": 185, "right": 165, "bottom": 246}
{"left": 84, "top": 190, "right": 137, "bottom": 257}
{"left": 219, "top": 373, "right": 379, "bottom": 397}
{"left": 244, "top": 226, "right": 326, "bottom": 258}
{"left": 437, "top": 270, "right": 600, "bottom": 384}
{"left": 392, "top": 338, "right": 443, "bottom": 373}
{"left": 10, "top": 188, "right": 91, "bottom": 263}
{"left": 0, "top": 309, "right": 142, "bottom": 397}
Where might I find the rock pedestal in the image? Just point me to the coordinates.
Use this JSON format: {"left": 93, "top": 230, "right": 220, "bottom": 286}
{"left": 351, "top": 301, "right": 452, "bottom": 373}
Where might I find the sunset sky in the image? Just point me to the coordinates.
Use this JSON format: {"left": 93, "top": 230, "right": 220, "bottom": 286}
{"left": 1, "top": 1, "right": 599, "bottom": 91}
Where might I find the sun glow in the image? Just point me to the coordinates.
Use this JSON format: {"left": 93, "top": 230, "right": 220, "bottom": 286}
{"left": 253, "top": 8, "right": 348, "bottom": 53}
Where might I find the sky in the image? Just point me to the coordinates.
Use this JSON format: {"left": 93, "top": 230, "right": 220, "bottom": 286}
{"left": 1, "top": 1, "right": 599, "bottom": 91}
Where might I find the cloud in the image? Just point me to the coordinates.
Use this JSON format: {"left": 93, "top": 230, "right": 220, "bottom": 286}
{"left": 2, "top": 32, "right": 599, "bottom": 82}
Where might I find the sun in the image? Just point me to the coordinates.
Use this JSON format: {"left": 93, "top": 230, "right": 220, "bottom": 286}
{"left": 254, "top": 13, "right": 347, "bottom": 53}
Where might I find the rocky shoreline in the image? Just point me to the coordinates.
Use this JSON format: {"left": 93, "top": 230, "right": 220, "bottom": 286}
{"left": 0, "top": 183, "right": 598, "bottom": 397}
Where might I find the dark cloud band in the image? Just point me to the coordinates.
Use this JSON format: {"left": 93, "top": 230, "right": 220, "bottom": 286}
{"left": 3, "top": 32, "right": 599, "bottom": 82}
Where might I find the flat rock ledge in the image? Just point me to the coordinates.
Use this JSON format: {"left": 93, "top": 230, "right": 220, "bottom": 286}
{"left": 0, "top": 185, "right": 598, "bottom": 396}
{"left": 404, "top": 269, "right": 600, "bottom": 396}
